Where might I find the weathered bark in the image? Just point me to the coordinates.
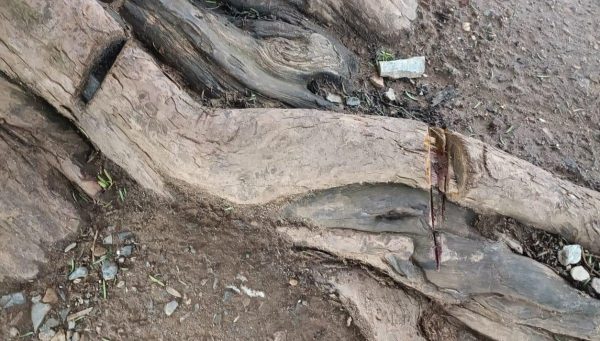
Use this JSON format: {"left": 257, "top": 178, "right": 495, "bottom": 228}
{"left": 0, "top": 0, "right": 125, "bottom": 121}
{"left": 0, "top": 78, "right": 91, "bottom": 283}
{"left": 223, "top": 0, "right": 418, "bottom": 44}
{"left": 123, "top": 0, "right": 357, "bottom": 108}
{"left": 279, "top": 184, "right": 600, "bottom": 340}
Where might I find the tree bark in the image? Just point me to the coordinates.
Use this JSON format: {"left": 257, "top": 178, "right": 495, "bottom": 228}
{"left": 0, "top": 78, "right": 92, "bottom": 284}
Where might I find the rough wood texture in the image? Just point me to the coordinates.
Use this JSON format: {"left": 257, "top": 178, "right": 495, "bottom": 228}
{"left": 0, "top": 78, "right": 87, "bottom": 283}
{"left": 280, "top": 184, "right": 600, "bottom": 341}
{"left": 123, "top": 0, "right": 357, "bottom": 108}
{"left": 0, "top": 0, "right": 125, "bottom": 121}
{"left": 329, "top": 271, "right": 428, "bottom": 341}
{"left": 223, "top": 0, "right": 418, "bottom": 44}
{"left": 80, "top": 42, "right": 427, "bottom": 200}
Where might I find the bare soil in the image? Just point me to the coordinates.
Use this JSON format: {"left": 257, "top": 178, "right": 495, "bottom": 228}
{"left": 2, "top": 0, "right": 599, "bottom": 340}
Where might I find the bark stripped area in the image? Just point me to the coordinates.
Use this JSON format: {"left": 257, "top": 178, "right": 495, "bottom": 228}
{"left": 122, "top": 0, "right": 357, "bottom": 108}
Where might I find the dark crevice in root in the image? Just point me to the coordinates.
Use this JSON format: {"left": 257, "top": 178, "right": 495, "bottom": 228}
{"left": 81, "top": 39, "right": 126, "bottom": 103}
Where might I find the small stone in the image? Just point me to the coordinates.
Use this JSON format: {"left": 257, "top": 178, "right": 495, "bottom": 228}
{"left": 288, "top": 279, "right": 298, "bottom": 287}
{"left": 117, "top": 231, "right": 135, "bottom": 242}
{"left": 570, "top": 266, "right": 590, "bottom": 282}
{"left": 64, "top": 243, "right": 77, "bottom": 253}
{"left": 68, "top": 267, "right": 88, "bottom": 281}
{"left": 166, "top": 287, "right": 182, "bottom": 298}
{"left": 118, "top": 245, "right": 134, "bottom": 257}
{"left": 462, "top": 22, "right": 471, "bottom": 32}
{"left": 38, "top": 328, "right": 56, "bottom": 341}
{"left": 384, "top": 88, "right": 396, "bottom": 102}
{"left": 101, "top": 261, "right": 118, "bottom": 281}
{"left": 558, "top": 245, "right": 582, "bottom": 266}
{"left": 50, "top": 330, "right": 66, "bottom": 341}
{"left": 43, "top": 318, "right": 60, "bottom": 329}
{"left": 31, "top": 296, "right": 51, "bottom": 332}
{"left": 58, "top": 308, "right": 70, "bottom": 322}
{"left": 346, "top": 97, "right": 360, "bottom": 107}
{"left": 326, "top": 93, "right": 343, "bottom": 104}
{"left": 92, "top": 245, "right": 107, "bottom": 257}
{"left": 116, "top": 281, "right": 125, "bottom": 288}
{"left": 346, "top": 316, "right": 352, "bottom": 327}
{"left": 0, "top": 292, "right": 26, "bottom": 309}
{"left": 9, "top": 327, "right": 19, "bottom": 337}
{"left": 68, "top": 320, "right": 76, "bottom": 330}
{"left": 591, "top": 278, "right": 600, "bottom": 295}
{"left": 42, "top": 288, "right": 59, "bottom": 304}
{"left": 369, "top": 75, "right": 385, "bottom": 89}
{"left": 164, "top": 300, "right": 178, "bottom": 316}
{"left": 102, "top": 235, "right": 113, "bottom": 245}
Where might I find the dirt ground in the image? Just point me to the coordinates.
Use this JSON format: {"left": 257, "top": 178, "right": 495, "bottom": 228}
{"left": 1, "top": 0, "right": 600, "bottom": 340}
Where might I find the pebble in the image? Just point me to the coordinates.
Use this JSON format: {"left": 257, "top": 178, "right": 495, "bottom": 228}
{"left": 570, "top": 266, "right": 590, "bottom": 282}
{"left": 166, "top": 287, "right": 182, "bottom": 298}
{"left": 384, "top": 88, "right": 396, "bottom": 102}
{"left": 68, "top": 267, "right": 88, "bottom": 281}
{"left": 369, "top": 75, "right": 385, "bottom": 89}
{"left": 101, "top": 261, "right": 119, "bottom": 280}
{"left": 50, "top": 330, "right": 66, "bottom": 341}
{"left": 9, "top": 327, "right": 19, "bottom": 337}
{"left": 164, "top": 300, "right": 179, "bottom": 316}
{"left": 43, "top": 317, "right": 60, "bottom": 329}
{"left": 346, "top": 97, "right": 360, "bottom": 107}
{"left": 102, "top": 235, "right": 113, "bottom": 245}
{"left": 38, "top": 328, "right": 56, "bottom": 341}
{"left": 64, "top": 243, "right": 77, "bottom": 253}
{"left": 118, "top": 245, "right": 134, "bottom": 257}
{"left": 0, "top": 292, "right": 26, "bottom": 309}
{"left": 93, "top": 245, "right": 107, "bottom": 257}
{"left": 31, "top": 296, "right": 51, "bottom": 332}
{"left": 289, "top": 279, "right": 298, "bottom": 287}
{"left": 117, "top": 231, "right": 135, "bottom": 242}
{"left": 346, "top": 316, "right": 352, "bottom": 327}
{"left": 462, "top": 22, "right": 471, "bottom": 32}
{"left": 591, "top": 278, "right": 600, "bottom": 295}
{"left": 558, "top": 245, "right": 582, "bottom": 266}
{"left": 326, "top": 93, "right": 343, "bottom": 104}
{"left": 42, "top": 288, "right": 59, "bottom": 304}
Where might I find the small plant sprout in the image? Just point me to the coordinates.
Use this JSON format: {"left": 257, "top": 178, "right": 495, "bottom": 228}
{"left": 376, "top": 49, "right": 395, "bottom": 62}
{"left": 97, "top": 169, "right": 114, "bottom": 190}
{"left": 118, "top": 187, "right": 127, "bottom": 203}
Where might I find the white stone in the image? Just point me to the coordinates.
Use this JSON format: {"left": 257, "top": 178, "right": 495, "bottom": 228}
{"left": 591, "top": 278, "right": 600, "bottom": 295}
{"left": 558, "top": 244, "right": 582, "bottom": 266}
{"left": 164, "top": 300, "right": 178, "bottom": 316}
{"left": 570, "top": 266, "right": 590, "bottom": 282}
{"left": 384, "top": 88, "right": 396, "bottom": 102}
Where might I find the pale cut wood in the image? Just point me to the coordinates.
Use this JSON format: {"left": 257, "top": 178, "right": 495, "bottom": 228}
{"left": 0, "top": 0, "right": 125, "bottom": 121}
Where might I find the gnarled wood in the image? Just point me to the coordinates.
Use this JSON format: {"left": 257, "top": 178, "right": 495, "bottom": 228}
{"left": 223, "top": 0, "right": 418, "bottom": 44}
{"left": 123, "top": 0, "right": 357, "bottom": 108}
{"left": 279, "top": 184, "right": 600, "bottom": 340}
